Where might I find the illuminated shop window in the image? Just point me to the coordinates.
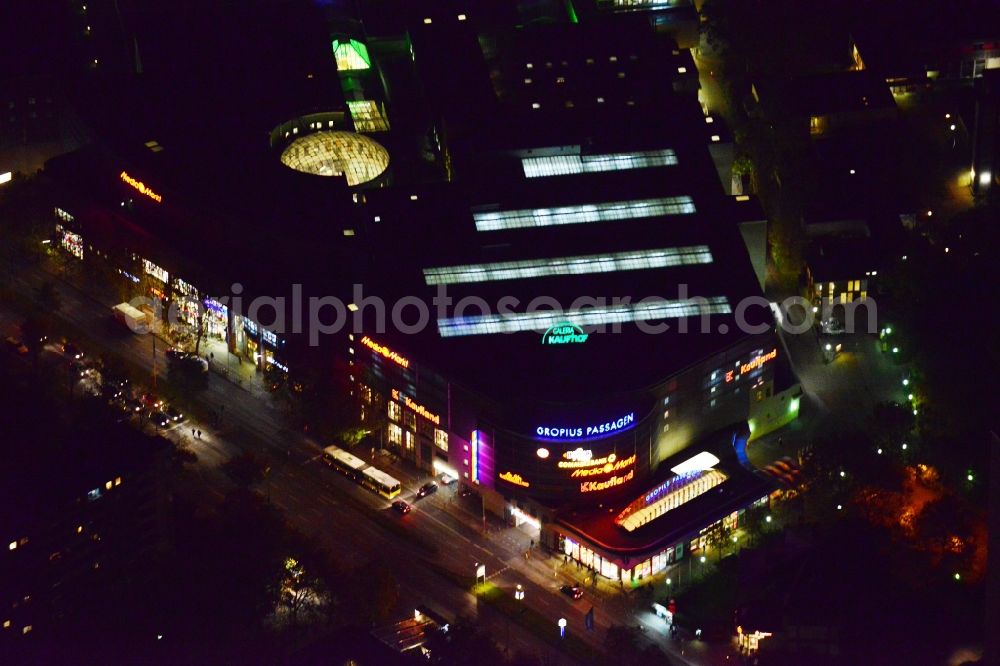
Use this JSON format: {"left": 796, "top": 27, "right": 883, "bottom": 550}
{"left": 422, "top": 245, "right": 712, "bottom": 285}
{"left": 332, "top": 38, "right": 371, "bottom": 71}
{"left": 387, "top": 401, "right": 401, "bottom": 422}
{"left": 602, "top": 559, "right": 619, "bottom": 579}
{"left": 437, "top": 296, "right": 730, "bottom": 337}
{"left": 54, "top": 207, "right": 74, "bottom": 223}
{"left": 361, "top": 386, "right": 372, "bottom": 403}
{"left": 388, "top": 423, "right": 402, "bottom": 445}
{"left": 434, "top": 429, "right": 449, "bottom": 451}
{"left": 142, "top": 258, "right": 168, "bottom": 284}
{"left": 521, "top": 149, "right": 677, "bottom": 178}
{"left": 404, "top": 431, "right": 415, "bottom": 451}
{"left": 347, "top": 100, "right": 390, "bottom": 133}
{"left": 403, "top": 410, "right": 416, "bottom": 429}
{"left": 55, "top": 224, "right": 83, "bottom": 260}
{"left": 473, "top": 196, "right": 695, "bottom": 231}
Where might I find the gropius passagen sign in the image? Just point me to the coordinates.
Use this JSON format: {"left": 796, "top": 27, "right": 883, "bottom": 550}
{"left": 535, "top": 412, "right": 635, "bottom": 440}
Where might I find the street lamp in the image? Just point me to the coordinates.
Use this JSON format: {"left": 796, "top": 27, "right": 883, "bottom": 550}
{"left": 558, "top": 617, "right": 567, "bottom": 639}
{"left": 515, "top": 584, "right": 524, "bottom": 601}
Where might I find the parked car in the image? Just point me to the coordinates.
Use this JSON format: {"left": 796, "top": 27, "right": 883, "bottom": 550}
{"left": 68, "top": 361, "right": 89, "bottom": 378}
{"left": 458, "top": 486, "right": 474, "bottom": 498}
{"left": 559, "top": 585, "right": 584, "bottom": 600}
{"left": 416, "top": 482, "right": 438, "bottom": 498}
{"left": 165, "top": 405, "right": 185, "bottom": 422}
{"left": 4, "top": 336, "right": 28, "bottom": 355}
{"left": 391, "top": 500, "right": 412, "bottom": 514}
{"left": 140, "top": 394, "right": 163, "bottom": 410}
{"left": 122, "top": 398, "right": 143, "bottom": 414}
{"left": 165, "top": 348, "right": 189, "bottom": 362}
{"left": 148, "top": 411, "right": 170, "bottom": 428}
{"left": 439, "top": 473, "right": 457, "bottom": 486}
{"left": 62, "top": 342, "right": 84, "bottom": 360}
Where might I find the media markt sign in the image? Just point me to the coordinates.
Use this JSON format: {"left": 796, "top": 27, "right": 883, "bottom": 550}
{"left": 541, "top": 322, "right": 588, "bottom": 345}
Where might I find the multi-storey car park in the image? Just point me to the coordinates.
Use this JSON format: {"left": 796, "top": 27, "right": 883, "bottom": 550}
{"left": 41, "top": 2, "right": 800, "bottom": 583}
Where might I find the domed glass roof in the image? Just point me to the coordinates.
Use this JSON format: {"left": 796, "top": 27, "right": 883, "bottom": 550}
{"left": 279, "top": 131, "right": 389, "bottom": 186}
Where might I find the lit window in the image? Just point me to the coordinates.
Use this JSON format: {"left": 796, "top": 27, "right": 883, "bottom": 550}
{"left": 617, "top": 72, "right": 625, "bottom": 78}
{"left": 438, "top": 297, "right": 731, "bottom": 337}
{"left": 2, "top": 620, "right": 9, "bottom": 629}
{"left": 389, "top": 423, "right": 403, "bottom": 444}
{"left": 457, "top": 13, "right": 467, "bottom": 20}
{"left": 76, "top": 526, "right": 83, "bottom": 534}
{"left": 710, "top": 135, "right": 720, "bottom": 142}
{"left": 435, "top": 429, "right": 449, "bottom": 451}
{"left": 556, "top": 76, "right": 565, "bottom": 84}
{"left": 423, "top": 245, "right": 713, "bottom": 285}
{"left": 8, "top": 542, "right": 15, "bottom": 551}
{"left": 473, "top": 196, "right": 696, "bottom": 231}
{"left": 705, "top": 116, "right": 714, "bottom": 124}
{"left": 388, "top": 401, "right": 401, "bottom": 422}
{"left": 347, "top": 303, "right": 359, "bottom": 312}
{"left": 524, "top": 78, "right": 532, "bottom": 84}
{"left": 347, "top": 100, "right": 390, "bottom": 132}
{"left": 410, "top": 194, "right": 418, "bottom": 201}
{"left": 343, "top": 229, "right": 355, "bottom": 236}
{"left": 114, "top": 476, "right": 122, "bottom": 486}
{"left": 526, "top": 63, "right": 533, "bottom": 69}
{"left": 423, "top": 17, "right": 432, "bottom": 24}
{"left": 531, "top": 102, "right": 541, "bottom": 109}
{"left": 585, "top": 58, "right": 594, "bottom": 64}
{"left": 521, "top": 149, "right": 677, "bottom": 178}
{"left": 677, "top": 66, "right": 687, "bottom": 73}
{"left": 332, "top": 39, "right": 371, "bottom": 71}
{"left": 597, "top": 97, "right": 605, "bottom": 103}
{"left": 609, "top": 56, "right": 618, "bottom": 62}
{"left": 22, "top": 625, "right": 31, "bottom": 635}
{"left": 105, "top": 481, "right": 113, "bottom": 491}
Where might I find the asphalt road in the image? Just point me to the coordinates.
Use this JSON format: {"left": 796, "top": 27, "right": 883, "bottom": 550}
{"left": 5, "top": 261, "right": 865, "bottom": 665}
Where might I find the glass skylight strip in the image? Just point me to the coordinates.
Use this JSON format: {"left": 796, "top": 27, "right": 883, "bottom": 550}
{"left": 437, "top": 296, "right": 730, "bottom": 337}
{"left": 522, "top": 149, "right": 678, "bottom": 178}
{"left": 423, "top": 246, "right": 713, "bottom": 285}
{"left": 473, "top": 196, "right": 695, "bottom": 231}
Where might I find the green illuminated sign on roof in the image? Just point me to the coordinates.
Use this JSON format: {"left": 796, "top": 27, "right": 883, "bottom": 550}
{"left": 542, "top": 322, "right": 589, "bottom": 345}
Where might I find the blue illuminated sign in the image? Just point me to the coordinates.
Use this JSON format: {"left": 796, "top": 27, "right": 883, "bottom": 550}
{"left": 535, "top": 412, "right": 635, "bottom": 440}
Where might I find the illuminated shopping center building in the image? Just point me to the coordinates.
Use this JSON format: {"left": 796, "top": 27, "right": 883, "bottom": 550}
{"left": 40, "top": 5, "right": 799, "bottom": 582}
{"left": 348, "top": 16, "right": 801, "bottom": 582}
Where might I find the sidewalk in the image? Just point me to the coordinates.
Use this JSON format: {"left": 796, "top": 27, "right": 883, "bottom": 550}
{"left": 34, "top": 258, "right": 275, "bottom": 401}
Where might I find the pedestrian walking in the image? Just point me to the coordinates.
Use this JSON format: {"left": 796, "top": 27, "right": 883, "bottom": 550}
{"left": 197, "top": 429, "right": 201, "bottom": 439}
{"left": 191, "top": 427, "right": 195, "bottom": 437}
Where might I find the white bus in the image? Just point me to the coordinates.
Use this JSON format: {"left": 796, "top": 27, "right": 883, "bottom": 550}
{"left": 322, "top": 445, "right": 368, "bottom": 481}
{"left": 361, "top": 467, "right": 402, "bottom": 499}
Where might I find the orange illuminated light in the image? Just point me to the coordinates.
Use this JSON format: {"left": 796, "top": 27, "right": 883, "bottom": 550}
{"left": 390, "top": 388, "right": 439, "bottom": 425}
{"left": 360, "top": 336, "right": 410, "bottom": 368}
{"left": 499, "top": 471, "right": 530, "bottom": 487}
{"left": 726, "top": 348, "right": 777, "bottom": 382}
{"left": 119, "top": 171, "right": 162, "bottom": 203}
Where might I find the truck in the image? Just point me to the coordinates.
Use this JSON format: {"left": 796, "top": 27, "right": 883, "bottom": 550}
{"left": 112, "top": 303, "right": 150, "bottom": 334}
